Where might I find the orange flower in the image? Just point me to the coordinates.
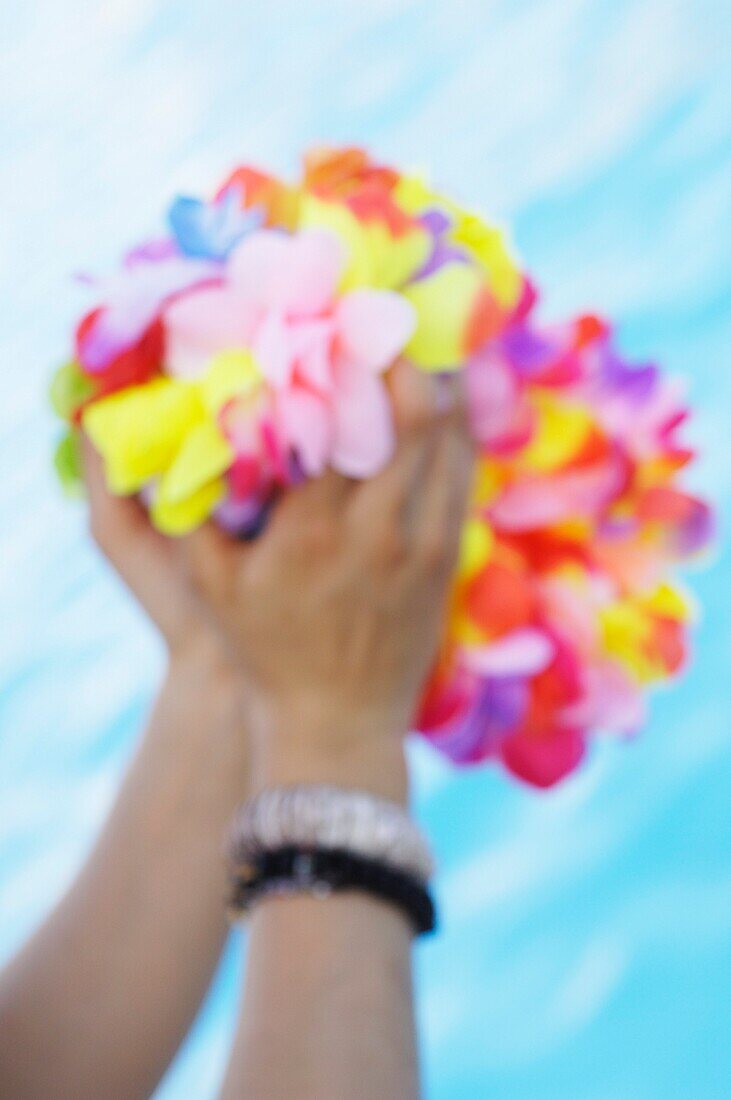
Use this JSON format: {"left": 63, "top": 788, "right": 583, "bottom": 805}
{"left": 303, "top": 145, "right": 399, "bottom": 198}
{"left": 303, "top": 146, "right": 418, "bottom": 238}
{"left": 216, "top": 165, "right": 300, "bottom": 230}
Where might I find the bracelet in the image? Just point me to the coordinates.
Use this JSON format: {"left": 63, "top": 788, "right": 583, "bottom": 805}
{"left": 228, "top": 784, "right": 435, "bottom": 882}
{"left": 228, "top": 845, "right": 437, "bottom": 936}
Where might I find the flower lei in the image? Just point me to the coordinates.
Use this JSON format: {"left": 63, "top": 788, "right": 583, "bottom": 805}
{"left": 51, "top": 147, "right": 713, "bottom": 787}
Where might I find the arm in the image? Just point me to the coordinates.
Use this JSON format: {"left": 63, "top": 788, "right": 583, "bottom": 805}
{"left": 223, "top": 737, "right": 419, "bottom": 1100}
{"left": 235, "top": 885, "right": 418, "bottom": 1098}
{"left": 179, "top": 364, "right": 474, "bottom": 1100}
{"left": 0, "top": 447, "right": 251, "bottom": 1100}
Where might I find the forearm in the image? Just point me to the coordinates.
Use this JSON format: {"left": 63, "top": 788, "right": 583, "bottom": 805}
{"left": 0, "top": 644, "right": 250, "bottom": 1100}
{"left": 224, "top": 893, "right": 418, "bottom": 1100}
{"left": 220, "top": 726, "right": 420, "bottom": 1100}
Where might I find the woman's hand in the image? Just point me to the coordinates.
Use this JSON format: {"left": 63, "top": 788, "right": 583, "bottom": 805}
{"left": 178, "top": 363, "right": 475, "bottom": 800}
{"left": 0, "top": 442, "right": 255, "bottom": 1100}
{"left": 213, "top": 364, "right": 475, "bottom": 1100}
{"left": 82, "top": 435, "right": 233, "bottom": 673}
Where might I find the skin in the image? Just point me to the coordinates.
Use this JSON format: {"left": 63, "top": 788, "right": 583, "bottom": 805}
{"left": 179, "top": 363, "right": 476, "bottom": 1100}
{"left": 0, "top": 443, "right": 252, "bottom": 1100}
{"left": 0, "top": 361, "right": 474, "bottom": 1100}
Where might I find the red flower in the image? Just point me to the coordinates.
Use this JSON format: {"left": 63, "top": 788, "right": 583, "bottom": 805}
{"left": 76, "top": 309, "right": 164, "bottom": 399}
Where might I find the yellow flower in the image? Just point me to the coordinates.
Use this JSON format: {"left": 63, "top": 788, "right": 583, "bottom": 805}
{"left": 403, "top": 263, "right": 485, "bottom": 371}
{"left": 198, "top": 349, "right": 263, "bottom": 414}
{"left": 395, "top": 174, "right": 523, "bottom": 309}
{"left": 299, "top": 194, "right": 430, "bottom": 291}
{"left": 450, "top": 212, "right": 522, "bottom": 309}
{"left": 82, "top": 379, "right": 207, "bottom": 494}
{"left": 600, "top": 601, "right": 655, "bottom": 682}
{"left": 393, "top": 174, "right": 454, "bottom": 217}
{"left": 82, "top": 352, "right": 264, "bottom": 535}
{"left": 600, "top": 585, "right": 689, "bottom": 684}
{"left": 150, "top": 478, "right": 227, "bottom": 536}
{"left": 471, "top": 457, "right": 503, "bottom": 507}
{"left": 458, "top": 518, "right": 495, "bottom": 576}
{"left": 521, "top": 392, "right": 594, "bottom": 473}
{"left": 643, "top": 582, "right": 693, "bottom": 623}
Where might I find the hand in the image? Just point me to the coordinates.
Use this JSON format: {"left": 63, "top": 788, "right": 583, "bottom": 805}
{"left": 178, "top": 364, "right": 475, "bottom": 798}
{"left": 82, "top": 435, "right": 231, "bottom": 671}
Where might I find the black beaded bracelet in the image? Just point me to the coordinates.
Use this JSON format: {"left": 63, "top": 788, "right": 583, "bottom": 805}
{"left": 228, "top": 845, "right": 437, "bottom": 937}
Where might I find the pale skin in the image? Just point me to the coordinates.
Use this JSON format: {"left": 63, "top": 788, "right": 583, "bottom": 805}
{"left": 0, "top": 362, "right": 474, "bottom": 1100}
{"left": 180, "top": 364, "right": 475, "bottom": 1099}
{"left": 0, "top": 447, "right": 252, "bottom": 1100}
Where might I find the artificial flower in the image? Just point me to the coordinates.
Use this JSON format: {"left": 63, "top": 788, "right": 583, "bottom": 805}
{"left": 50, "top": 145, "right": 712, "bottom": 787}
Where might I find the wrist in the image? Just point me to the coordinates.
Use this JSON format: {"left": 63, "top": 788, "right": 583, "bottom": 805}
{"left": 250, "top": 701, "right": 410, "bottom": 806}
{"left": 167, "top": 632, "right": 244, "bottom": 709}
{"left": 163, "top": 638, "right": 251, "bottom": 771}
{"left": 167, "top": 627, "right": 235, "bottom": 678}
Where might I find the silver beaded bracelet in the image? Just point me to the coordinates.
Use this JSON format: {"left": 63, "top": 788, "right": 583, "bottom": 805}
{"left": 228, "top": 784, "right": 435, "bottom": 883}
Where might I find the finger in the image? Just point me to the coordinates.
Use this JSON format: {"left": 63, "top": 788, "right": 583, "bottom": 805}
{"left": 349, "top": 362, "right": 441, "bottom": 531}
{"left": 81, "top": 434, "right": 177, "bottom": 591}
{"left": 257, "top": 469, "right": 353, "bottom": 565}
{"left": 413, "top": 378, "right": 476, "bottom": 569}
{"left": 81, "top": 432, "right": 126, "bottom": 540}
{"left": 176, "top": 519, "right": 238, "bottom": 604}
{"left": 273, "top": 468, "right": 352, "bottom": 521}
{"left": 388, "top": 358, "right": 441, "bottom": 437}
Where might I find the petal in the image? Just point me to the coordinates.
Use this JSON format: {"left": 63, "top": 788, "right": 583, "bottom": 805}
{"left": 92, "top": 318, "right": 165, "bottom": 398}
{"left": 464, "top": 629, "right": 555, "bottom": 678}
{"left": 298, "top": 196, "right": 370, "bottom": 285}
{"left": 157, "top": 420, "right": 234, "bottom": 504}
{"left": 466, "top": 351, "right": 522, "bottom": 446}
{"left": 292, "top": 319, "right": 336, "bottom": 392}
{"left": 277, "top": 386, "right": 332, "bottom": 476}
{"left": 49, "top": 360, "right": 95, "bottom": 423}
{"left": 449, "top": 211, "right": 522, "bottom": 308}
{"left": 228, "top": 455, "right": 265, "bottom": 500}
{"left": 82, "top": 257, "right": 219, "bottom": 372}
{"left": 402, "top": 262, "right": 484, "bottom": 371}
{"left": 253, "top": 311, "right": 295, "bottom": 387}
{"left": 216, "top": 165, "right": 299, "bottom": 229}
{"left": 490, "top": 456, "right": 627, "bottom": 531}
{"left": 367, "top": 223, "right": 432, "bottom": 291}
{"left": 501, "top": 727, "right": 586, "bottom": 788}
{"left": 561, "top": 660, "right": 645, "bottom": 734}
{"left": 331, "top": 362, "right": 395, "bottom": 478}
{"left": 215, "top": 496, "right": 268, "bottom": 536}
{"left": 463, "top": 562, "right": 535, "bottom": 637}
{"left": 82, "top": 379, "right": 205, "bottom": 494}
{"left": 197, "top": 350, "right": 263, "bottom": 414}
{"left": 443, "top": 677, "right": 530, "bottom": 763}
{"left": 228, "top": 228, "right": 344, "bottom": 314}
{"left": 284, "top": 229, "right": 346, "bottom": 314}
{"left": 226, "top": 229, "right": 287, "bottom": 301}
{"left": 522, "top": 391, "right": 594, "bottom": 472}
{"left": 167, "top": 193, "right": 262, "bottom": 261}
{"left": 164, "top": 286, "right": 259, "bottom": 378}
{"left": 54, "top": 431, "right": 84, "bottom": 497}
{"left": 637, "top": 487, "right": 714, "bottom": 556}
{"left": 299, "top": 194, "right": 430, "bottom": 291}
{"left": 336, "top": 290, "right": 416, "bottom": 372}
{"left": 456, "top": 518, "right": 495, "bottom": 577}
{"left": 150, "top": 477, "right": 226, "bottom": 536}
{"left": 419, "top": 671, "right": 530, "bottom": 765}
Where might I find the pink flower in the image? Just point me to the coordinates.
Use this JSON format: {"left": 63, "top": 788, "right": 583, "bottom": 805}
{"left": 164, "top": 228, "right": 416, "bottom": 478}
